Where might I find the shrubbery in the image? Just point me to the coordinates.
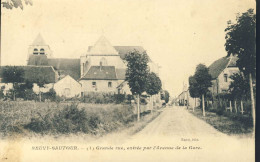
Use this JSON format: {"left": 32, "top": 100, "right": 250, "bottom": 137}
{"left": 81, "top": 92, "right": 131, "bottom": 104}
{"left": 23, "top": 103, "right": 135, "bottom": 135}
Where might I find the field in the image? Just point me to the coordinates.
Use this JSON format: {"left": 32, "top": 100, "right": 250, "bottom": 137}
{"left": 0, "top": 101, "right": 159, "bottom": 139}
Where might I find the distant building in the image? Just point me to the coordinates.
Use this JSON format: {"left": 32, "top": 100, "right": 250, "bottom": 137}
{"left": 24, "top": 34, "right": 161, "bottom": 97}
{"left": 208, "top": 55, "right": 239, "bottom": 95}
{"left": 53, "top": 75, "right": 82, "bottom": 98}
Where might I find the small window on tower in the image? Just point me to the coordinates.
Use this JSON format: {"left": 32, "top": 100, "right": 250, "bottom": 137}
{"left": 224, "top": 74, "right": 228, "bottom": 82}
{"left": 92, "top": 82, "right": 96, "bottom": 88}
{"left": 40, "top": 48, "right": 45, "bottom": 55}
{"left": 33, "top": 48, "right": 38, "bottom": 55}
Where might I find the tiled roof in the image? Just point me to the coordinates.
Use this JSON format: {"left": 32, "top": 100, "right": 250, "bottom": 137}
{"left": 115, "top": 68, "right": 126, "bottom": 80}
{"left": 81, "top": 66, "right": 117, "bottom": 80}
{"left": 113, "top": 46, "right": 145, "bottom": 60}
{"left": 87, "top": 45, "right": 150, "bottom": 61}
{"left": 208, "top": 57, "right": 229, "bottom": 79}
{"left": 47, "top": 58, "right": 81, "bottom": 80}
{"left": 208, "top": 55, "right": 238, "bottom": 79}
{"left": 0, "top": 66, "right": 58, "bottom": 83}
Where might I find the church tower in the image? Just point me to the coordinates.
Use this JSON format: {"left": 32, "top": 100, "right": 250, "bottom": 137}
{"left": 27, "top": 34, "right": 53, "bottom": 65}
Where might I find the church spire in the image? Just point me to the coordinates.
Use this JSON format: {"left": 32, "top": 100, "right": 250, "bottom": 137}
{"left": 32, "top": 33, "right": 47, "bottom": 46}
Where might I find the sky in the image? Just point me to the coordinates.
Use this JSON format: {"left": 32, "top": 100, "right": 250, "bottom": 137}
{"left": 1, "top": 0, "right": 255, "bottom": 97}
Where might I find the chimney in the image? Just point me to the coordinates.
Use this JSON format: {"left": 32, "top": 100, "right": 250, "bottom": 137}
{"left": 100, "top": 61, "right": 102, "bottom": 71}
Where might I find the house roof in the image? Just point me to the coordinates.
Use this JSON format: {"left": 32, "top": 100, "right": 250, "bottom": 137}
{"left": 32, "top": 33, "right": 47, "bottom": 46}
{"left": 0, "top": 66, "right": 57, "bottom": 83}
{"left": 208, "top": 57, "right": 229, "bottom": 79}
{"left": 115, "top": 68, "right": 126, "bottom": 80}
{"left": 81, "top": 66, "right": 117, "bottom": 80}
{"left": 47, "top": 58, "right": 81, "bottom": 80}
{"left": 208, "top": 55, "right": 238, "bottom": 79}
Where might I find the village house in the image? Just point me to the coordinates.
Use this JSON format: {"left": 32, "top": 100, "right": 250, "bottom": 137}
{"left": 208, "top": 55, "right": 239, "bottom": 95}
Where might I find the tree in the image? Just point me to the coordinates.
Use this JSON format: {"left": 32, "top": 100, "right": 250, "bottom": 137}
{"left": 1, "top": 66, "right": 25, "bottom": 100}
{"left": 193, "top": 64, "right": 212, "bottom": 116}
{"left": 189, "top": 75, "right": 200, "bottom": 111}
{"left": 224, "top": 8, "right": 256, "bottom": 133}
{"left": 164, "top": 90, "right": 170, "bottom": 103}
{"left": 1, "top": 0, "right": 33, "bottom": 10}
{"left": 145, "top": 72, "right": 162, "bottom": 111}
{"left": 125, "top": 50, "right": 149, "bottom": 121}
{"left": 27, "top": 68, "right": 52, "bottom": 102}
{"left": 228, "top": 73, "right": 250, "bottom": 100}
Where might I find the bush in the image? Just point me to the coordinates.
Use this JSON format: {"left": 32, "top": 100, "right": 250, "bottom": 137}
{"left": 81, "top": 92, "right": 127, "bottom": 104}
{"left": 24, "top": 103, "right": 135, "bottom": 135}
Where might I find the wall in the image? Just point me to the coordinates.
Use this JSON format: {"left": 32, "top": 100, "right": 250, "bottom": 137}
{"left": 217, "top": 67, "right": 239, "bottom": 93}
{"left": 80, "top": 80, "right": 120, "bottom": 93}
{"left": 54, "top": 76, "right": 82, "bottom": 98}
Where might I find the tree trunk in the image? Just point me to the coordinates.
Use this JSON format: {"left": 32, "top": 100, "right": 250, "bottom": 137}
{"left": 230, "top": 100, "right": 232, "bottom": 113}
{"left": 241, "top": 100, "right": 244, "bottom": 115}
{"left": 202, "top": 94, "right": 205, "bottom": 116}
{"left": 234, "top": 100, "right": 237, "bottom": 113}
{"left": 39, "top": 88, "right": 42, "bottom": 102}
{"left": 249, "top": 73, "right": 255, "bottom": 136}
{"left": 137, "top": 94, "right": 140, "bottom": 121}
{"left": 150, "top": 95, "right": 153, "bottom": 114}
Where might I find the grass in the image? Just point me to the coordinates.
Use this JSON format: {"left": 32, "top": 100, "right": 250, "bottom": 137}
{"left": 188, "top": 107, "right": 253, "bottom": 136}
{"left": 0, "top": 101, "right": 160, "bottom": 139}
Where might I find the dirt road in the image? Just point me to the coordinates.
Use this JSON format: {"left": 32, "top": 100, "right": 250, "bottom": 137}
{"left": 0, "top": 106, "right": 254, "bottom": 162}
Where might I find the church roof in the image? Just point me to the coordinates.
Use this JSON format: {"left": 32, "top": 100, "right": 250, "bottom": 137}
{"left": 0, "top": 66, "right": 57, "bottom": 83}
{"left": 47, "top": 58, "right": 81, "bottom": 80}
{"left": 80, "top": 66, "right": 117, "bottom": 80}
{"left": 32, "top": 33, "right": 47, "bottom": 46}
{"left": 115, "top": 68, "right": 126, "bottom": 80}
{"left": 88, "top": 36, "right": 119, "bottom": 55}
{"left": 88, "top": 45, "right": 151, "bottom": 61}
{"left": 208, "top": 55, "right": 238, "bottom": 79}
{"left": 113, "top": 46, "right": 145, "bottom": 59}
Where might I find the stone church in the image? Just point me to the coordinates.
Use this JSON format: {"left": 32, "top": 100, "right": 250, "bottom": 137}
{"left": 27, "top": 34, "right": 161, "bottom": 97}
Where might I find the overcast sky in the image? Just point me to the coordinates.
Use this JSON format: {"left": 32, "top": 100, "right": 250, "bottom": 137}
{"left": 1, "top": 0, "right": 255, "bottom": 97}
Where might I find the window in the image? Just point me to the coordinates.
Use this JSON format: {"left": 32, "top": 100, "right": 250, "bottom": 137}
{"left": 40, "top": 48, "right": 45, "bottom": 55}
{"left": 92, "top": 82, "right": 96, "bottom": 88}
{"left": 33, "top": 48, "right": 38, "bottom": 55}
{"left": 224, "top": 74, "right": 228, "bottom": 82}
{"left": 108, "top": 82, "right": 112, "bottom": 88}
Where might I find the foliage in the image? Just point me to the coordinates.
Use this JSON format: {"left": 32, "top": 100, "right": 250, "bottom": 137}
{"left": 81, "top": 92, "right": 127, "bottom": 104}
{"left": 0, "top": 86, "right": 5, "bottom": 99}
{"left": 42, "top": 88, "right": 57, "bottom": 102}
{"left": 188, "top": 75, "right": 200, "bottom": 98}
{"left": 145, "top": 72, "right": 162, "bottom": 96}
{"left": 125, "top": 50, "right": 149, "bottom": 95}
{"left": 161, "top": 90, "right": 170, "bottom": 103}
{"left": 225, "top": 8, "right": 256, "bottom": 77}
{"left": 0, "top": 101, "right": 135, "bottom": 136}
{"left": 1, "top": 0, "right": 33, "bottom": 10}
{"left": 193, "top": 64, "right": 212, "bottom": 96}
{"left": 1, "top": 66, "right": 25, "bottom": 100}
{"left": 1, "top": 66, "right": 25, "bottom": 84}
{"left": 228, "top": 73, "right": 250, "bottom": 100}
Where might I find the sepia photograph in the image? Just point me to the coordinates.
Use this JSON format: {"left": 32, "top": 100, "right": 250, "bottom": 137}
{"left": 0, "top": 0, "right": 256, "bottom": 161}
